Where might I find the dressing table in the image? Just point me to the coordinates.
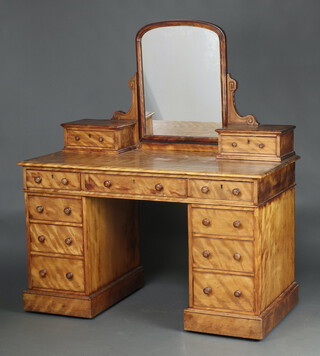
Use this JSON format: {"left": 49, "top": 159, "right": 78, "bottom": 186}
{"left": 18, "top": 21, "right": 299, "bottom": 340}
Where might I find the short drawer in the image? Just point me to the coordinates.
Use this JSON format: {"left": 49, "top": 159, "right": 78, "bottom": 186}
{"left": 191, "top": 207, "right": 254, "bottom": 237}
{"left": 193, "top": 271, "right": 254, "bottom": 312}
{"left": 192, "top": 237, "right": 254, "bottom": 273}
{"left": 30, "top": 223, "right": 83, "bottom": 256}
{"left": 28, "top": 196, "right": 82, "bottom": 223}
{"left": 84, "top": 174, "right": 187, "bottom": 198}
{"left": 221, "top": 135, "right": 276, "bottom": 155}
{"left": 30, "top": 255, "right": 84, "bottom": 292}
{"left": 26, "top": 170, "right": 81, "bottom": 190}
{"left": 66, "top": 129, "right": 115, "bottom": 148}
{"left": 189, "top": 179, "right": 253, "bottom": 202}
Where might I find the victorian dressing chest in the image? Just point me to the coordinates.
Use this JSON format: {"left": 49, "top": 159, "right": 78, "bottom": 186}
{"left": 19, "top": 21, "right": 299, "bottom": 340}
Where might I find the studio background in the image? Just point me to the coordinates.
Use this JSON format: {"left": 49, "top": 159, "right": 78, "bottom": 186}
{"left": 0, "top": 1, "right": 319, "bottom": 355}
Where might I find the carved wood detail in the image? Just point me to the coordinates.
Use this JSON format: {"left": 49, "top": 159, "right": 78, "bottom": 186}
{"left": 227, "top": 74, "right": 259, "bottom": 126}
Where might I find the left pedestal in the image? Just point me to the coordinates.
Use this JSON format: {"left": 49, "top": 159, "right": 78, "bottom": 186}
{"left": 23, "top": 187, "right": 143, "bottom": 318}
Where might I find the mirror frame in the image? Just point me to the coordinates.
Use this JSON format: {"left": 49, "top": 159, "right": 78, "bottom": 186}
{"left": 136, "top": 20, "right": 227, "bottom": 144}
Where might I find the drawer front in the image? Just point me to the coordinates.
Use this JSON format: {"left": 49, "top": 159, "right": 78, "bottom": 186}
{"left": 191, "top": 208, "right": 254, "bottom": 237}
{"left": 30, "top": 255, "right": 84, "bottom": 292}
{"left": 26, "top": 170, "right": 81, "bottom": 190}
{"left": 28, "top": 196, "right": 82, "bottom": 223}
{"left": 66, "top": 129, "right": 115, "bottom": 148}
{"left": 189, "top": 180, "right": 253, "bottom": 202}
{"left": 30, "top": 223, "right": 83, "bottom": 255}
{"left": 192, "top": 237, "right": 254, "bottom": 273}
{"left": 193, "top": 271, "right": 254, "bottom": 312}
{"left": 84, "top": 174, "right": 187, "bottom": 198}
{"left": 221, "top": 135, "right": 276, "bottom": 155}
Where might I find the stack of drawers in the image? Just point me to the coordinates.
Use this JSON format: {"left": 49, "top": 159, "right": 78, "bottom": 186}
{"left": 25, "top": 170, "right": 85, "bottom": 295}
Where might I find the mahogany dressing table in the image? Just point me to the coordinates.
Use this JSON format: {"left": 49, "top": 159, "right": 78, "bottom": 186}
{"left": 18, "top": 21, "right": 299, "bottom": 340}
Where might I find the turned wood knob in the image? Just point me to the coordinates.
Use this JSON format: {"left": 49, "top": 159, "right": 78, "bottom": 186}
{"left": 259, "top": 143, "right": 265, "bottom": 148}
{"left": 234, "top": 290, "right": 242, "bottom": 297}
{"left": 202, "top": 218, "right": 210, "bottom": 226}
{"left": 232, "top": 142, "right": 237, "bottom": 147}
{"left": 98, "top": 137, "right": 104, "bottom": 142}
{"left": 39, "top": 269, "right": 47, "bottom": 278}
{"left": 75, "top": 136, "right": 80, "bottom": 141}
{"left": 34, "top": 176, "right": 42, "bottom": 184}
{"left": 66, "top": 272, "right": 73, "bottom": 280}
{"left": 104, "top": 180, "right": 112, "bottom": 188}
{"left": 38, "top": 235, "right": 46, "bottom": 243}
{"left": 36, "top": 206, "right": 44, "bottom": 213}
{"left": 232, "top": 188, "right": 241, "bottom": 196}
{"left": 233, "top": 253, "right": 241, "bottom": 261}
{"left": 203, "top": 287, "right": 212, "bottom": 295}
{"left": 64, "top": 207, "right": 72, "bottom": 215}
{"left": 233, "top": 220, "right": 241, "bottom": 228}
{"left": 65, "top": 237, "right": 73, "bottom": 245}
{"left": 155, "top": 183, "right": 163, "bottom": 192}
{"left": 201, "top": 186, "right": 210, "bottom": 194}
{"left": 202, "top": 250, "right": 210, "bottom": 258}
{"left": 61, "top": 178, "right": 68, "bottom": 185}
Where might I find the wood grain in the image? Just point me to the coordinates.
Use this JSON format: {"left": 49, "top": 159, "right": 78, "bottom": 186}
{"left": 26, "top": 170, "right": 81, "bottom": 190}
{"left": 192, "top": 237, "right": 254, "bottom": 273}
{"left": 221, "top": 135, "right": 276, "bottom": 155}
{"left": 66, "top": 129, "right": 115, "bottom": 148}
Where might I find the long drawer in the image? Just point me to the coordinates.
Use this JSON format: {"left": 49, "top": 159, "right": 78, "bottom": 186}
{"left": 30, "top": 255, "right": 85, "bottom": 292}
{"left": 27, "top": 195, "right": 82, "bottom": 223}
{"left": 30, "top": 223, "right": 83, "bottom": 256}
{"left": 26, "top": 170, "right": 81, "bottom": 190}
{"left": 192, "top": 237, "right": 254, "bottom": 273}
{"left": 84, "top": 174, "right": 187, "bottom": 198}
{"left": 193, "top": 271, "right": 254, "bottom": 312}
{"left": 191, "top": 207, "right": 254, "bottom": 237}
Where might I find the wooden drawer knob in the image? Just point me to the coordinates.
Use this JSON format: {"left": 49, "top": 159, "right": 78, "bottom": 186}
{"left": 61, "top": 178, "right": 69, "bottom": 185}
{"left": 104, "top": 180, "right": 112, "bottom": 188}
{"left": 232, "top": 142, "right": 237, "bottom": 147}
{"left": 34, "top": 176, "right": 42, "bottom": 184}
{"left": 233, "top": 253, "right": 241, "bottom": 261}
{"left": 36, "top": 206, "right": 44, "bottom": 213}
{"left": 155, "top": 183, "right": 163, "bottom": 192}
{"left": 203, "top": 287, "right": 212, "bottom": 295}
{"left": 75, "top": 136, "right": 80, "bottom": 141}
{"left": 98, "top": 137, "right": 104, "bottom": 142}
{"left": 234, "top": 290, "right": 242, "bottom": 298}
{"left": 232, "top": 188, "right": 241, "bottom": 196}
{"left": 201, "top": 186, "right": 210, "bottom": 194}
{"left": 259, "top": 143, "right": 265, "bottom": 148}
{"left": 64, "top": 237, "right": 73, "bottom": 245}
{"left": 233, "top": 220, "right": 241, "bottom": 228}
{"left": 202, "top": 250, "right": 210, "bottom": 258}
{"left": 64, "top": 207, "right": 72, "bottom": 215}
{"left": 202, "top": 218, "right": 210, "bottom": 226}
{"left": 39, "top": 269, "right": 47, "bottom": 278}
{"left": 66, "top": 272, "right": 73, "bottom": 280}
{"left": 38, "top": 235, "right": 46, "bottom": 243}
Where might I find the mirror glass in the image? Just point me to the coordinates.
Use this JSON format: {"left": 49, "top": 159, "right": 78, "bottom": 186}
{"left": 140, "top": 24, "right": 224, "bottom": 140}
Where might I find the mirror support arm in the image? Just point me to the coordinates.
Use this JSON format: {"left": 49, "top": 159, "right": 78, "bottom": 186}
{"left": 226, "top": 73, "right": 259, "bottom": 126}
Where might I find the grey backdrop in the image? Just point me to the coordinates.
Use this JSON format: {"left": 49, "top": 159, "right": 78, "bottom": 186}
{"left": 0, "top": 1, "right": 319, "bottom": 355}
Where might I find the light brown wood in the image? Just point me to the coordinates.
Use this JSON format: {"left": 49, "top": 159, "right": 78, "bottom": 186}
{"left": 193, "top": 271, "right": 254, "bottom": 312}
{"left": 26, "top": 170, "right": 81, "bottom": 190}
{"left": 84, "top": 173, "right": 187, "bottom": 198}
{"left": 258, "top": 188, "right": 295, "bottom": 312}
{"left": 184, "top": 281, "right": 298, "bottom": 339}
{"left": 192, "top": 237, "right": 254, "bottom": 273}
{"left": 191, "top": 207, "right": 254, "bottom": 237}
{"left": 29, "top": 223, "right": 83, "bottom": 256}
{"left": 221, "top": 135, "right": 276, "bottom": 155}
{"left": 66, "top": 129, "right": 115, "bottom": 148}
{"left": 27, "top": 195, "right": 83, "bottom": 223}
{"left": 83, "top": 197, "right": 140, "bottom": 294}
{"left": 30, "top": 255, "right": 85, "bottom": 292}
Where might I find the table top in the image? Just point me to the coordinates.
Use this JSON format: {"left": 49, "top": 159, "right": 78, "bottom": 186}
{"left": 18, "top": 149, "right": 299, "bottom": 179}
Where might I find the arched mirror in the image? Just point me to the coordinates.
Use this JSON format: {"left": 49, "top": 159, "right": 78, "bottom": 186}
{"left": 136, "top": 21, "right": 227, "bottom": 143}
